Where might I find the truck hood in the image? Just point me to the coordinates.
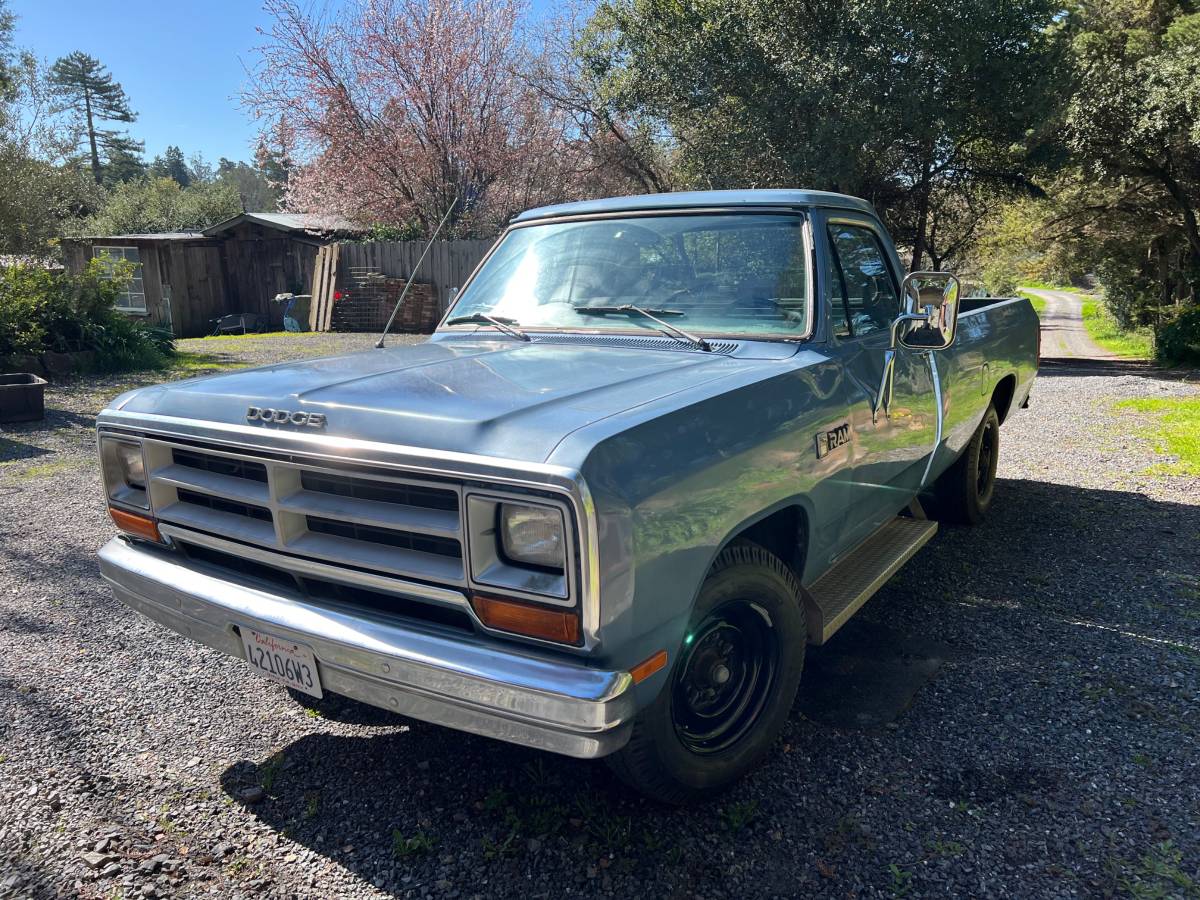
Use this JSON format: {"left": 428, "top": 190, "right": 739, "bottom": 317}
{"left": 113, "top": 337, "right": 766, "bottom": 463}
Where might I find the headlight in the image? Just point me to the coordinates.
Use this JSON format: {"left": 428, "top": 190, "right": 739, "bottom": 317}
{"left": 99, "top": 436, "right": 149, "bottom": 509}
{"left": 499, "top": 503, "right": 565, "bottom": 570}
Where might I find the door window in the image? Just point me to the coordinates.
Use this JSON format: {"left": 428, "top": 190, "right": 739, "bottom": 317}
{"left": 827, "top": 224, "right": 898, "bottom": 337}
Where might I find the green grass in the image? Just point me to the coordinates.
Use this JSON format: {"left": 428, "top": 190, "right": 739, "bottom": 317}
{"left": 1114, "top": 841, "right": 1198, "bottom": 899}
{"left": 1114, "top": 396, "right": 1200, "bottom": 476}
{"left": 192, "top": 330, "right": 295, "bottom": 341}
{"left": 721, "top": 799, "right": 759, "bottom": 832}
{"left": 392, "top": 829, "right": 436, "bottom": 859}
{"left": 0, "top": 457, "right": 77, "bottom": 480}
{"left": 1018, "top": 290, "right": 1047, "bottom": 316}
{"left": 1081, "top": 300, "right": 1154, "bottom": 359}
{"left": 166, "top": 351, "right": 249, "bottom": 376}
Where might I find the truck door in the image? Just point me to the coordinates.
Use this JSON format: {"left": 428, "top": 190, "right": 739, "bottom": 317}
{"left": 824, "top": 217, "right": 940, "bottom": 549}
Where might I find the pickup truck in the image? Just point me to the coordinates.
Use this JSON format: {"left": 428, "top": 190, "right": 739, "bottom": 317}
{"left": 96, "top": 190, "right": 1038, "bottom": 803}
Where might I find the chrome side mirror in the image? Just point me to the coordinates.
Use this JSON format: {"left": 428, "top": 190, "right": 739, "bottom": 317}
{"left": 897, "top": 271, "right": 961, "bottom": 351}
{"left": 871, "top": 272, "right": 962, "bottom": 423}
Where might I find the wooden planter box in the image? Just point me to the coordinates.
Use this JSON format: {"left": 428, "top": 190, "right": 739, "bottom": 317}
{"left": 0, "top": 373, "right": 47, "bottom": 423}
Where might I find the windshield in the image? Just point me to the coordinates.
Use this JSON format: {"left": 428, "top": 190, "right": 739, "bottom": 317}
{"left": 443, "top": 213, "right": 811, "bottom": 338}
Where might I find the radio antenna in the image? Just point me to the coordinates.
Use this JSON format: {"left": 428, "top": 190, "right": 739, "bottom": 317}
{"left": 375, "top": 197, "right": 458, "bottom": 349}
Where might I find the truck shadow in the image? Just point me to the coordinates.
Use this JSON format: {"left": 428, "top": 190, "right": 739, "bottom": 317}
{"left": 215, "top": 476, "right": 1199, "bottom": 896}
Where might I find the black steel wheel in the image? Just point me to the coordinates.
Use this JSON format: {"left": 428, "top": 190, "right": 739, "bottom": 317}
{"left": 606, "top": 542, "right": 806, "bottom": 804}
{"left": 927, "top": 404, "right": 1001, "bottom": 525}
{"left": 672, "top": 601, "right": 779, "bottom": 755}
{"left": 974, "top": 412, "right": 999, "bottom": 505}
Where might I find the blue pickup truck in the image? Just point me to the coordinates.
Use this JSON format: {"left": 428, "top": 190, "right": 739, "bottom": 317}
{"left": 96, "top": 190, "right": 1038, "bottom": 802}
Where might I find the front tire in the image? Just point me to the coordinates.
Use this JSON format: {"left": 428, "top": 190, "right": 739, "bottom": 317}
{"left": 930, "top": 404, "right": 1000, "bottom": 525}
{"left": 606, "top": 542, "right": 806, "bottom": 804}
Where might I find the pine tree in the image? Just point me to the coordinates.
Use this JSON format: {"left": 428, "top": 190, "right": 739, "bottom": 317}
{"left": 104, "top": 146, "right": 147, "bottom": 184}
{"left": 148, "top": 145, "right": 190, "bottom": 187}
{"left": 49, "top": 51, "right": 142, "bottom": 183}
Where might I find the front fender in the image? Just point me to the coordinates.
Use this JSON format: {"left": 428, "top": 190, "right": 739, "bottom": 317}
{"left": 569, "top": 357, "right": 852, "bottom": 707}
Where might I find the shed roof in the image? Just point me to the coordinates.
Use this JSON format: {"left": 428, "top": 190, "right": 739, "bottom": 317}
{"left": 513, "top": 189, "right": 876, "bottom": 223}
{"left": 83, "top": 232, "right": 206, "bottom": 241}
{"left": 201, "top": 212, "right": 363, "bottom": 237}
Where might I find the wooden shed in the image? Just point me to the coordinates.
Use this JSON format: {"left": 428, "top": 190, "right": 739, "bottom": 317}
{"left": 61, "top": 213, "right": 365, "bottom": 337}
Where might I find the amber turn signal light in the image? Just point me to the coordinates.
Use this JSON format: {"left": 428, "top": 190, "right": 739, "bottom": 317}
{"left": 109, "top": 506, "right": 161, "bottom": 542}
{"left": 630, "top": 650, "right": 668, "bottom": 684}
{"left": 471, "top": 594, "right": 580, "bottom": 644}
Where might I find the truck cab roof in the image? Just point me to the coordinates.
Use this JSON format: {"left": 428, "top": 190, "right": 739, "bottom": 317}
{"left": 512, "top": 189, "right": 878, "bottom": 223}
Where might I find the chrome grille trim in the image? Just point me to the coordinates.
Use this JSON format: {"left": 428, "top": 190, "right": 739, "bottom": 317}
{"left": 157, "top": 524, "right": 471, "bottom": 611}
{"left": 97, "top": 411, "right": 602, "bottom": 651}
{"left": 144, "top": 438, "right": 467, "bottom": 586}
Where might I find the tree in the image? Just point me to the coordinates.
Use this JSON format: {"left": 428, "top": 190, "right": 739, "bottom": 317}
{"left": 0, "top": 22, "right": 101, "bottom": 258}
{"left": 244, "top": 0, "right": 578, "bottom": 235}
{"left": 49, "top": 51, "right": 143, "bottom": 183}
{"left": 254, "top": 127, "right": 293, "bottom": 192}
{"left": 0, "top": 0, "right": 16, "bottom": 103}
{"left": 103, "top": 145, "right": 146, "bottom": 184}
{"left": 582, "top": 0, "right": 1067, "bottom": 270}
{"left": 148, "top": 144, "right": 190, "bottom": 187}
{"left": 188, "top": 152, "right": 214, "bottom": 184}
{"left": 523, "top": 2, "right": 675, "bottom": 196}
{"left": 1057, "top": 2, "right": 1200, "bottom": 323}
{"left": 216, "top": 157, "right": 280, "bottom": 211}
{"left": 66, "top": 176, "right": 242, "bottom": 237}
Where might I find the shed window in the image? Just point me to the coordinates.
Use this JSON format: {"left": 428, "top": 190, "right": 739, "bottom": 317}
{"left": 93, "top": 246, "right": 147, "bottom": 314}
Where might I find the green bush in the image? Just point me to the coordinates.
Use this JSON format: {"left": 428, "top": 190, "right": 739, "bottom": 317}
{"left": 0, "top": 261, "right": 175, "bottom": 373}
{"left": 1155, "top": 305, "right": 1200, "bottom": 367}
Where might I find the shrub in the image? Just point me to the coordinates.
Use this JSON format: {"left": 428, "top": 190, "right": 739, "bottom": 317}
{"left": 1155, "top": 305, "right": 1200, "bottom": 367}
{"left": 0, "top": 260, "right": 175, "bottom": 372}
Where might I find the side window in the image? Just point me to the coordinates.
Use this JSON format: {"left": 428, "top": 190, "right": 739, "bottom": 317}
{"left": 827, "top": 224, "right": 898, "bottom": 337}
{"left": 93, "top": 246, "right": 146, "bottom": 314}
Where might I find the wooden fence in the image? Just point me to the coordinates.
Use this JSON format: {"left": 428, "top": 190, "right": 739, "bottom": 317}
{"left": 309, "top": 238, "right": 494, "bottom": 333}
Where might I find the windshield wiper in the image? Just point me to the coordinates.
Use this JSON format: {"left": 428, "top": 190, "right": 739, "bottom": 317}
{"left": 572, "top": 305, "right": 712, "bottom": 352}
{"left": 444, "top": 312, "right": 530, "bottom": 342}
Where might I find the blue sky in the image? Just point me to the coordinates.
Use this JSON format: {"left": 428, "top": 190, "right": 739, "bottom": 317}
{"left": 12, "top": 0, "right": 278, "bottom": 164}
{"left": 10, "top": 0, "right": 560, "bottom": 165}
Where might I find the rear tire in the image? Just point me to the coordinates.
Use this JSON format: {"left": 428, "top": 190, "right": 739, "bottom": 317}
{"left": 929, "top": 405, "right": 1000, "bottom": 525}
{"left": 606, "top": 542, "right": 806, "bottom": 804}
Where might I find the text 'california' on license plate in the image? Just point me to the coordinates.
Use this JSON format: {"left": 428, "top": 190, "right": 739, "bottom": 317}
{"left": 239, "top": 628, "right": 322, "bottom": 698}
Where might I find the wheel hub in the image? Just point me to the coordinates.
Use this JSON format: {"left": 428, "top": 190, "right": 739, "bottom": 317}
{"left": 672, "top": 602, "right": 778, "bottom": 755}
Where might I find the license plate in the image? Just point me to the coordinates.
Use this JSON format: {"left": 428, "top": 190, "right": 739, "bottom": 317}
{"left": 239, "top": 628, "right": 322, "bottom": 698}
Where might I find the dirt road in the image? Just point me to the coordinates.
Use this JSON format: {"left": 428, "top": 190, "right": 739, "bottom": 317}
{"left": 1022, "top": 288, "right": 1121, "bottom": 360}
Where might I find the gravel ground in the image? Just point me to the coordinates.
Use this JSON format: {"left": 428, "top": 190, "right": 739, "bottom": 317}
{"left": 1022, "top": 290, "right": 1118, "bottom": 360}
{"left": 1, "top": 333, "right": 1198, "bottom": 899}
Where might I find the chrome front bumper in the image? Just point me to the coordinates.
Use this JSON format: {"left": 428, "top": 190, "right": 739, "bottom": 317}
{"left": 98, "top": 537, "right": 634, "bottom": 758}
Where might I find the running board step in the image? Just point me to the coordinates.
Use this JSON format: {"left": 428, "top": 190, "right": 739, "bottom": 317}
{"left": 806, "top": 517, "right": 938, "bottom": 645}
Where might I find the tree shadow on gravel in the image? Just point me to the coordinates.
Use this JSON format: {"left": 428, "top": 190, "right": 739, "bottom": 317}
{"left": 218, "top": 725, "right": 673, "bottom": 896}
{"left": 916, "top": 477, "right": 1200, "bottom": 633}
{"left": 0, "top": 435, "right": 53, "bottom": 464}
{"left": 1038, "top": 356, "right": 1198, "bottom": 381}
{"left": 212, "top": 474, "right": 1199, "bottom": 897}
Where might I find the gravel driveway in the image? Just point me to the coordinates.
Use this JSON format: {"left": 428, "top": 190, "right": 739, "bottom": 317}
{"left": 1, "top": 332, "right": 1198, "bottom": 899}
{"left": 1022, "top": 289, "right": 1120, "bottom": 360}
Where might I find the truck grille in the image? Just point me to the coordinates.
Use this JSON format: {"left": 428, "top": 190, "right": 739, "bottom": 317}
{"left": 143, "top": 439, "right": 466, "bottom": 586}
